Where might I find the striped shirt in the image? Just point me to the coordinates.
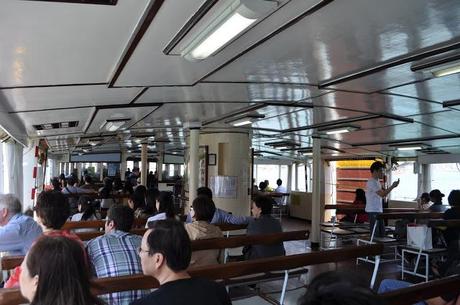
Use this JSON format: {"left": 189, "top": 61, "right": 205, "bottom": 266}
{"left": 86, "top": 230, "right": 148, "bottom": 305}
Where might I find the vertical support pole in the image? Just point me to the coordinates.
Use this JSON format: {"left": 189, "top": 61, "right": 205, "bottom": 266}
{"left": 311, "top": 137, "right": 322, "bottom": 248}
{"left": 141, "top": 143, "right": 148, "bottom": 186}
{"left": 120, "top": 148, "right": 127, "bottom": 181}
{"left": 157, "top": 152, "right": 163, "bottom": 181}
{"left": 189, "top": 128, "right": 200, "bottom": 204}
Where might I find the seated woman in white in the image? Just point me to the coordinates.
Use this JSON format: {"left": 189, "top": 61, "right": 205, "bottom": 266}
{"left": 146, "top": 191, "right": 176, "bottom": 227}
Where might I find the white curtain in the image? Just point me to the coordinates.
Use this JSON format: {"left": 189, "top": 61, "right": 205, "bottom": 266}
{"left": 1, "top": 142, "right": 24, "bottom": 201}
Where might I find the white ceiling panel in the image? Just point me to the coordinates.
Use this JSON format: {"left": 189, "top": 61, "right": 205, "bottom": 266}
{"left": 85, "top": 105, "right": 161, "bottom": 134}
{"left": 1, "top": 85, "right": 142, "bottom": 112}
{"left": 17, "top": 108, "right": 93, "bottom": 136}
{"left": 114, "top": 0, "right": 321, "bottom": 86}
{"left": 0, "top": 0, "right": 150, "bottom": 87}
{"left": 313, "top": 91, "right": 443, "bottom": 117}
{"left": 137, "top": 82, "right": 324, "bottom": 103}
{"left": 411, "top": 110, "right": 460, "bottom": 134}
{"left": 205, "top": 0, "right": 460, "bottom": 86}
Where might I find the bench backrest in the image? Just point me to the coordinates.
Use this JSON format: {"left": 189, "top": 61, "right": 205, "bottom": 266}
{"left": 62, "top": 218, "right": 147, "bottom": 230}
{"left": 1, "top": 230, "right": 307, "bottom": 271}
{"left": 429, "top": 219, "right": 460, "bottom": 228}
{"left": 0, "top": 244, "right": 383, "bottom": 305}
{"left": 376, "top": 212, "right": 443, "bottom": 220}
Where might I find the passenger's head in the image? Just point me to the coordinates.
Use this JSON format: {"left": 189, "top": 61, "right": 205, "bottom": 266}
{"left": 430, "top": 189, "right": 445, "bottom": 203}
{"left": 113, "top": 177, "right": 123, "bottom": 190}
{"left": 106, "top": 205, "right": 134, "bottom": 233}
{"left": 128, "top": 193, "right": 145, "bottom": 211}
{"left": 134, "top": 185, "right": 147, "bottom": 198}
{"left": 140, "top": 220, "right": 191, "bottom": 281}
{"left": 157, "top": 191, "right": 175, "bottom": 218}
{"left": 448, "top": 190, "right": 460, "bottom": 207}
{"left": 259, "top": 181, "right": 267, "bottom": 191}
{"left": 103, "top": 177, "right": 113, "bottom": 189}
{"left": 77, "top": 196, "right": 95, "bottom": 221}
{"left": 277, "top": 179, "right": 282, "bottom": 186}
{"left": 420, "top": 192, "right": 430, "bottom": 204}
{"left": 51, "top": 177, "right": 61, "bottom": 190}
{"left": 191, "top": 196, "right": 216, "bottom": 222}
{"left": 67, "top": 176, "right": 77, "bottom": 186}
{"left": 19, "top": 236, "right": 102, "bottom": 305}
{"left": 0, "top": 194, "right": 22, "bottom": 225}
{"left": 355, "top": 188, "right": 366, "bottom": 202}
{"left": 298, "top": 271, "right": 383, "bottom": 305}
{"left": 35, "top": 191, "right": 70, "bottom": 231}
{"left": 197, "top": 187, "right": 213, "bottom": 199}
{"left": 146, "top": 188, "right": 160, "bottom": 214}
{"left": 370, "top": 161, "right": 384, "bottom": 178}
{"left": 251, "top": 195, "right": 274, "bottom": 218}
{"left": 83, "top": 175, "right": 92, "bottom": 184}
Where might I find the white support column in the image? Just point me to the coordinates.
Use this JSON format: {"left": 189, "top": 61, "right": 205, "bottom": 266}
{"left": 189, "top": 128, "right": 200, "bottom": 204}
{"left": 311, "top": 137, "right": 322, "bottom": 248}
{"left": 120, "top": 148, "right": 128, "bottom": 181}
{"left": 141, "top": 143, "right": 148, "bottom": 186}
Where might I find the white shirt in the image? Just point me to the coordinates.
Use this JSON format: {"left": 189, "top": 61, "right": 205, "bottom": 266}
{"left": 274, "top": 185, "right": 287, "bottom": 204}
{"left": 365, "top": 178, "right": 383, "bottom": 213}
{"left": 145, "top": 212, "right": 167, "bottom": 228}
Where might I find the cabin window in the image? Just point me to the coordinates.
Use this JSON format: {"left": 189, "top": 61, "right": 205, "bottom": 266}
{"left": 430, "top": 163, "right": 460, "bottom": 201}
{"left": 389, "top": 161, "right": 418, "bottom": 201}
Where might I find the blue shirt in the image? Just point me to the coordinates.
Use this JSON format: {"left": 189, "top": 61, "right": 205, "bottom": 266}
{"left": 0, "top": 213, "right": 42, "bottom": 255}
{"left": 86, "top": 230, "right": 148, "bottom": 305}
{"left": 186, "top": 208, "right": 250, "bottom": 225}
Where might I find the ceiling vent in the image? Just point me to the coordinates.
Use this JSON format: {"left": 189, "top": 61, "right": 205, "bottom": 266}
{"left": 33, "top": 121, "right": 78, "bottom": 131}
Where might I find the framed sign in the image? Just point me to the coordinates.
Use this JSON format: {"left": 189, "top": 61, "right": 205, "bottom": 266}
{"left": 208, "top": 154, "right": 216, "bottom": 166}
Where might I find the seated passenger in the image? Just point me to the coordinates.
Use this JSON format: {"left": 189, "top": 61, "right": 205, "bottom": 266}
{"left": 443, "top": 190, "right": 460, "bottom": 255}
{"left": 87, "top": 205, "right": 147, "bottom": 304}
{"left": 5, "top": 191, "right": 78, "bottom": 288}
{"left": 19, "top": 235, "right": 104, "bottom": 305}
{"left": 429, "top": 189, "right": 448, "bottom": 212}
{"left": 62, "top": 175, "right": 93, "bottom": 214}
{"left": 185, "top": 196, "right": 222, "bottom": 267}
{"left": 299, "top": 271, "right": 382, "bottom": 305}
{"left": 70, "top": 196, "right": 99, "bottom": 232}
{"left": 145, "top": 191, "right": 175, "bottom": 226}
{"left": 243, "top": 195, "right": 285, "bottom": 260}
{"left": 132, "top": 219, "right": 231, "bottom": 305}
{"left": 99, "top": 177, "right": 117, "bottom": 211}
{"left": 274, "top": 178, "right": 287, "bottom": 205}
{"left": 0, "top": 194, "right": 42, "bottom": 256}
{"left": 418, "top": 192, "right": 431, "bottom": 210}
{"left": 378, "top": 259, "right": 460, "bottom": 305}
{"left": 186, "top": 187, "right": 250, "bottom": 225}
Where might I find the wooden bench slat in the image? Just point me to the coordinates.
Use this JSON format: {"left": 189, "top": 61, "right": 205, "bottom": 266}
{"left": 381, "top": 275, "right": 460, "bottom": 305}
{"left": 377, "top": 212, "right": 443, "bottom": 220}
{"left": 429, "top": 219, "right": 460, "bottom": 228}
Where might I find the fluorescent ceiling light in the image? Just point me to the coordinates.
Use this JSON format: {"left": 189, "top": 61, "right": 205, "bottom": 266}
{"left": 182, "top": 0, "right": 277, "bottom": 61}
{"left": 319, "top": 125, "right": 360, "bottom": 135}
{"left": 432, "top": 64, "right": 460, "bottom": 77}
{"left": 397, "top": 146, "right": 423, "bottom": 151}
{"left": 302, "top": 152, "right": 313, "bottom": 156}
{"left": 326, "top": 128, "right": 350, "bottom": 135}
{"left": 103, "top": 119, "right": 130, "bottom": 132}
{"left": 232, "top": 119, "right": 253, "bottom": 127}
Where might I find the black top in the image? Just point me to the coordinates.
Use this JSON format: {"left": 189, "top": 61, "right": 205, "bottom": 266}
{"left": 243, "top": 214, "right": 285, "bottom": 260}
{"left": 443, "top": 207, "right": 460, "bottom": 251}
{"left": 441, "top": 262, "right": 460, "bottom": 302}
{"left": 130, "top": 278, "right": 231, "bottom": 305}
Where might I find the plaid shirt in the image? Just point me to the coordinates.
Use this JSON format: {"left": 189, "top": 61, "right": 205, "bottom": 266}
{"left": 86, "top": 230, "right": 148, "bottom": 305}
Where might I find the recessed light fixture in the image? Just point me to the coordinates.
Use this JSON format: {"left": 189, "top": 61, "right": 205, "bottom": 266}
{"left": 181, "top": 0, "right": 277, "bottom": 61}
{"left": 265, "top": 140, "right": 300, "bottom": 150}
{"left": 411, "top": 51, "right": 460, "bottom": 78}
{"left": 318, "top": 125, "right": 360, "bottom": 135}
{"left": 226, "top": 113, "right": 265, "bottom": 127}
{"left": 390, "top": 143, "right": 429, "bottom": 151}
{"left": 102, "top": 118, "right": 130, "bottom": 132}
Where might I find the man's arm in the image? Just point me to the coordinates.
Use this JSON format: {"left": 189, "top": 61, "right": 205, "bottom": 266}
{"left": 0, "top": 226, "right": 23, "bottom": 252}
{"left": 376, "top": 179, "right": 400, "bottom": 198}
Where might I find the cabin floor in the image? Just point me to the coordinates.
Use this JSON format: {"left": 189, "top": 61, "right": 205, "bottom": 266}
{"left": 229, "top": 216, "right": 425, "bottom": 305}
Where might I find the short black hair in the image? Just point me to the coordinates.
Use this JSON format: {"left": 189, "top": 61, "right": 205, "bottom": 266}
{"left": 158, "top": 191, "right": 175, "bottom": 218}
{"left": 370, "top": 161, "right": 384, "bottom": 173}
{"left": 259, "top": 181, "right": 267, "bottom": 191}
{"left": 107, "top": 205, "right": 134, "bottom": 232}
{"left": 197, "top": 187, "right": 213, "bottom": 199}
{"left": 35, "top": 191, "right": 70, "bottom": 230}
{"left": 420, "top": 192, "right": 430, "bottom": 202}
{"left": 129, "top": 193, "right": 145, "bottom": 210}
{"left": 192, "top": 196, "right": 216, "bottom": 222}
{"left": 67, "top": 176, "right": 77, "bottom": 186}
{"left": 298, "top": 271, "right": 382, "bottom": 305}
{"left": 448, "top": 190, "right": 460, "bottom": 207}
{"left": 84, "top": 175, "right": 92, "bottom": 184}
{"left": 147, "top": 219, "right": 191, "bottom": 272}
{"left": 276, "top": 179, "right": 282, "bottom": 186}
{"left": 253, "top": 195, "right": 274, "bottom": 215}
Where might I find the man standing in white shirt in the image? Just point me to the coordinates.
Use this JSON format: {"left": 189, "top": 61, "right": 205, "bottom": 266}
{"left": 274, "top": 179, "right": 287, "bottom": 205}
{"left": 365, "top": 161, "right": 400, "bottom": 237}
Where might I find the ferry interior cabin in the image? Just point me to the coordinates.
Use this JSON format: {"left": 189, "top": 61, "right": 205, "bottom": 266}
{"left": 0, "top": 0, "right": 459, "bottom": 305}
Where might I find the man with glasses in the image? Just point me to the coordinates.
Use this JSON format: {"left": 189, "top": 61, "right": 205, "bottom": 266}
{"left": 86, "top": 205, "right": 147, "bottom": 305}
{"left": 132, "top": 219, "right": 231, "bottom": 305}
